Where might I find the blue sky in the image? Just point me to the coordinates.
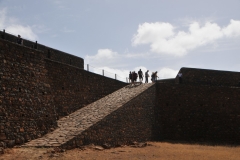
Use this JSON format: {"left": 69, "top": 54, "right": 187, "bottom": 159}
{"left": 1, "top": 0, "right": 240, "bottom": 81}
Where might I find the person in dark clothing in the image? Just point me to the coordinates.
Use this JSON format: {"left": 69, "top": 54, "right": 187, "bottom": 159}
{"left": 151, "top": 72, "right": 155, "bottom": 82}
{"left": 132, "top": 71, "right": 138, "bottom": 85}
{"left": 154, "top": 71, "right": 159, "bottom": 82}
{"left": 16, "top": 35, "right": 23, "bottom": 45}
{"left": 129, "top": 71, "right": 132, "bottom": 83}
{"left": 145, "top": 70, "right": 149, "bottom": 83}
{"left": 138, "top": 69, "right": 143, "bottom": 83}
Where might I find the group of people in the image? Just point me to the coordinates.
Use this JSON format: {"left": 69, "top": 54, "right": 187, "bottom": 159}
{"left": 129, "top": 69, "right": 159, "bottom": 84}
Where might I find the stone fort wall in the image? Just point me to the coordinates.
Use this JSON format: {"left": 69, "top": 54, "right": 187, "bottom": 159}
{"left": 176, "top": 67, "right": 240, "bottom": 87}
{"left": 0, "top": 30, "right": 84, "bottom": 69}
{"left": 154, "top": 71, "right": 240, "bottom": 145}
{"left": 1, "top": 34, "right": 240, "bottom": 149}
{"left": 0, "top": 39, "right": 127, "bottom": 147}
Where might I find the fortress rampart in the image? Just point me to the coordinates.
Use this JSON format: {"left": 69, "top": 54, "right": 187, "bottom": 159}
{"left": 0, "top": 35, "right": 240, "bottom": 150}
{"left": 0, "top": 30, "right": 84, "bottom": 69}
{"left": 154, "top": 68, "right": 240, "bottom": 145}
{"left": 0, "top": 38, "right": 126, "bottom": 147}
{"left": 176, "top": 67, "right": 240, "bottom": 87}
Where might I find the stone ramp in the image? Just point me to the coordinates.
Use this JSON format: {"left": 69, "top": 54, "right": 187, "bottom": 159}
{"left": 22, "top": 83, "right": 154, "bottom": 148}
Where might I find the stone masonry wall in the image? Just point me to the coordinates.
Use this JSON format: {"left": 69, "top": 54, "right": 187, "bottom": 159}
{"left": 0, "top": 39, "right": 57, "bottom": 147}
{"left": 0, "top": 39, "right": 127, "bottom": 148}
{"left": 45, "top": 59, "right": 127, "bottom": 118}
{"left": 154, "top": 82, "right": 240, "bottom": 145}
{"left": 62, "top": 85, "right": 156, "bottom": 148}
{"left": 177, "top": 67, "right": 240, "bottom": 87}
{"left": 0, "top": 31, "right": 84, "bottom": 69}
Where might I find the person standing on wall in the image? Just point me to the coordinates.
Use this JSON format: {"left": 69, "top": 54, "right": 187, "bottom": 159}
{"left": 138, "top": 69, "right": 143, "bottom": 83}
{"left": 16, "top": 35, "right": 23, "bottom": 45}
{"left": 129, "top": 71, "right": 132, "bottom": 83}
{"left": 133, "top": 71, "right": 138, "bottom": 85}
{"left": 178, "top": 72, "right": 182, "bottom": 84}
{"left": 155, "top": 71, "right": 159, "bottom": 82}
{"left": 145, "top": 70, "right": 149, "bottom": 83}
{"left": 151, "top": 72, "right": 154, "bottom": 82}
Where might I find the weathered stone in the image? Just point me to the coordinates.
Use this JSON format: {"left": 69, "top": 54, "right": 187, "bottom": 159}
{"left": 19, "top": 128, "right": 24, "bottom": 132}
{"left": 7, "top": 140, "right": 15, "bottom": 148}
{"left": 0, "top": 142, "right": 6, "bottom": 148}
{"left": 0, "top": 133, "right": 6, "bottom": 140}
{"left": 0, "top": 147, "right": 4, "bottom": 154}
{"left": 15, "top": 137, "right": 24, "bottom": 145}
{"left": 94, "top": 146, "right": 104, "bottom": 151}
{"left": 102, "top": 143, "right": 111, "bottom": 149}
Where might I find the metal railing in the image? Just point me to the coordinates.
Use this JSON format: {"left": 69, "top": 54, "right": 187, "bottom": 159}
{"left": 84, "top": 64, "right": 128, "bottom": 82}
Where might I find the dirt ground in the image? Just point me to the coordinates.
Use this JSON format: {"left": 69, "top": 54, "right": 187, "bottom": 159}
{"left": 1, "top": 142, "right": 240, "bottom": 160}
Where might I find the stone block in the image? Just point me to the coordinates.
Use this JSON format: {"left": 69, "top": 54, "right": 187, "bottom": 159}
{"left": 0, "top": 133, "right": 6, "bottom": 140}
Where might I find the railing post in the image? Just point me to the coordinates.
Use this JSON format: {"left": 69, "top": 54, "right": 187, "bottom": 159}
{"left": 2, "top": 29, "right": 5, "bottom": 39}
{"left": 115, "top": 74, "right": 117, "bottom": 80}
{"left": 126, "top": 77, "right": 128, "bottom": 83}
{"left": 87, "top": 64, "right": 89, "bottom": 71}
{"left": 102, "top": 70, "right": 104, "bottom": 76}
{"left": 35, "top": 41, "right": 38, "bottom": 49}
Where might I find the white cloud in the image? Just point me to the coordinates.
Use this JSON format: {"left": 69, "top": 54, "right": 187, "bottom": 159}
{"left": 6, "top": 25, "right": 38, "bottom": 40}
{"left": 91, "top": 66, "right": 129, "bottom": 82}
{"left": 222, "top": 19, "right": 240, "bottom": 37}
{"left": 85, "top": 49, "right": 120, "bottom": 66}
{"left": 158, "top": 67, "right": 178, "bottom": 79}
{"left": 84, "top": 48, "right": 179, "bottom": 82}
{"left": 0, "top": 8, "right": 38, "bottom": 41}
{"left": 132, "top": 20, "right": 240, "bottom": 57}
{"left": 85, "top": 48, "right": 153, "bottom": 68}
{"left": 132, "top": 22, "right": 174, "bottom": 46}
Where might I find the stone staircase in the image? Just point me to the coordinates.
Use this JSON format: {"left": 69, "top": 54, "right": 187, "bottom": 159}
{"left": 22, "top": 83, "right": 155, "bottom": 148}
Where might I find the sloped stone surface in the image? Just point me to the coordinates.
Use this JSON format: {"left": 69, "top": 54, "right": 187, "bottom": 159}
{"left": 22, "top": 83, "right": 155, "bottom": 148}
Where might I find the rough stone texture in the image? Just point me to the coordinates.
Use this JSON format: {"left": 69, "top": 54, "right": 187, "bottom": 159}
{"left": 0, "top": 30, "right": 84, "bottom": 69}
{"left": 0, "top": 38, "right": 126, "bottom": 148}
{"left": 176, "top": 67, "right": 240, "bottom": 87}
{"left": 154, "top": 81, "right": 240, "bottom": 145}
{"left": 45, "top": 59, "right": 127, "bottom": 118}
{"left": 0, "top": 39, "right": 57, "bottom": 147}
{"left": 22, "top": 83, "right": 155, "bottom": 149}
{"left": 2, "top": 33, "right": 240, "bottom": 149}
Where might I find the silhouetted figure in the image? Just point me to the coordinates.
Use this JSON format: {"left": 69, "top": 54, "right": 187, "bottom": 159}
{"left": 154, "top": 71, "right": 159, "bottom": 81}
{"left": 16, "top": 35, "right": 23, "bottom": 45}
{"left": 178, "top": 72, "right": 182, "bottom": 84}
{"left": 145, "top": 70, "right": 149, "bottom": 83}
{"left": 138, "top": 69, "right": 143, "bottom": 83}
{"left": 151, "top": 72, "right": 154, "bottom": 82}
{"left": 132, "top": 71, "right": 138, "bottom": 85}
{"left": 129, "top": 71, "right": 132, "bottom": 83}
